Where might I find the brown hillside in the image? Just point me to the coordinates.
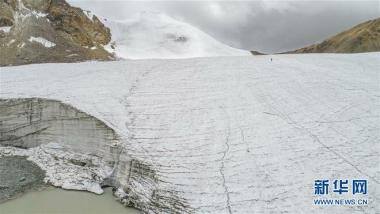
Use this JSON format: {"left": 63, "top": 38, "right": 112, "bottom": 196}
{"left": 288, "top": 18, "right": 380, "bottom": 53}
{"left": 0, "top": 0, "right": 114, "bottom": 66}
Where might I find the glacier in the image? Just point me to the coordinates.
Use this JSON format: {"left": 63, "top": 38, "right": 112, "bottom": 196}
{"left": 103, "top": 12, "right": 250, "bottom": 59}
{"left": 0, "top": 53, "right": 379, "bottom": 213}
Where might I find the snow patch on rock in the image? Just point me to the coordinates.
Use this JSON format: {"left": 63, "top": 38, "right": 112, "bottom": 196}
{"left": 28, "top": 36, "right": 56, "bottom": 48}
{"left": 17, "top": 42, "right": 25, "bottom": 48}
{"left": 84, "top": 10, "right": 95, "bottom": 20}
{"left": 0, "top": 26, "right": 12, "bottom": 33}
{"left": 7, "top": 39, "right": 16, "bottom": 46}
{"left": 30, "top": 10, "right": 48, "bottom": 18}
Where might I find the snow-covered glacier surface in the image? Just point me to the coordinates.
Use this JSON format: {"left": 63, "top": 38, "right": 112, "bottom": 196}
{"left": 0, "top": 53, "right": 379, "bottom": 213}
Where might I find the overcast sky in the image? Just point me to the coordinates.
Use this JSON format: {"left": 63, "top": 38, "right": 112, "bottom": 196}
{"left": 69, "top": 0, "right": 379, "bottom": 53}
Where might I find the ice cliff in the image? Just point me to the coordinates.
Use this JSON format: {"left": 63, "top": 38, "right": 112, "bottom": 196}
{"left": 0, "top": 98, "right": 189, "bottom": 212}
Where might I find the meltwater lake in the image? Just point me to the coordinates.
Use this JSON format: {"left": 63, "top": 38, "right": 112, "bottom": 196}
{"left": 0, "top": 188, "right": 140, "bottom": 214}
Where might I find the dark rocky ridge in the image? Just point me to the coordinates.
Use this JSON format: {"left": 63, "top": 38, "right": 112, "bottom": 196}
{"left": 0, "top": 156, "right": 46, "bottom": 203}
{"left": 0, "top": 0, "right": 114, "bottom": 66}
{"left": 250, "top": 50, "right": 265, "bottom": 55}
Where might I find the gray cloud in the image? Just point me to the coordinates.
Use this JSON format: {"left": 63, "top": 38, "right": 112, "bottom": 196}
{"left": 69, "top": 0, "right": 380, "bottom": 53}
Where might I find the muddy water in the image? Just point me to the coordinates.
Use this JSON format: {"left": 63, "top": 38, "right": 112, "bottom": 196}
{"left": 0, "top": 188, "right": 140, "bottom": 214}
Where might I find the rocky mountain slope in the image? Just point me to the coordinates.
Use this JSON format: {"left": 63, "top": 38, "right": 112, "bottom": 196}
{"left": 288, "top": 18, "right": 380, "bottom": 53}
{"left": 0, "top": 0, "right": 114, "bottom": 66}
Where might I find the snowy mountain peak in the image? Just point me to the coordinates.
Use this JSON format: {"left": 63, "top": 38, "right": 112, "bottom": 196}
{"left": 104, "top": 12, "right": 250, "bottom": 59}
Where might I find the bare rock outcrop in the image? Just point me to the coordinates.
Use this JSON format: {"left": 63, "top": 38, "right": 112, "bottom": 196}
{"left": 0, "top": 0, "right": 114, "bottom": 66}
{"left": 0, "top": 1, "right": 14, "bottom": 26}
{"left": 22, "top": 0, "right": 51, "bottom": 12}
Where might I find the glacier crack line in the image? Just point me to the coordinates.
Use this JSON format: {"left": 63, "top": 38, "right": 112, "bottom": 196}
{"left": 220, "top": 126, "right": 232, "bottom": 214}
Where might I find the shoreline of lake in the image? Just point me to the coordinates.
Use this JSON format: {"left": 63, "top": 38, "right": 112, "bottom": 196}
{"left": 0, "top": 187, "right": 140, "bottom": 214}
